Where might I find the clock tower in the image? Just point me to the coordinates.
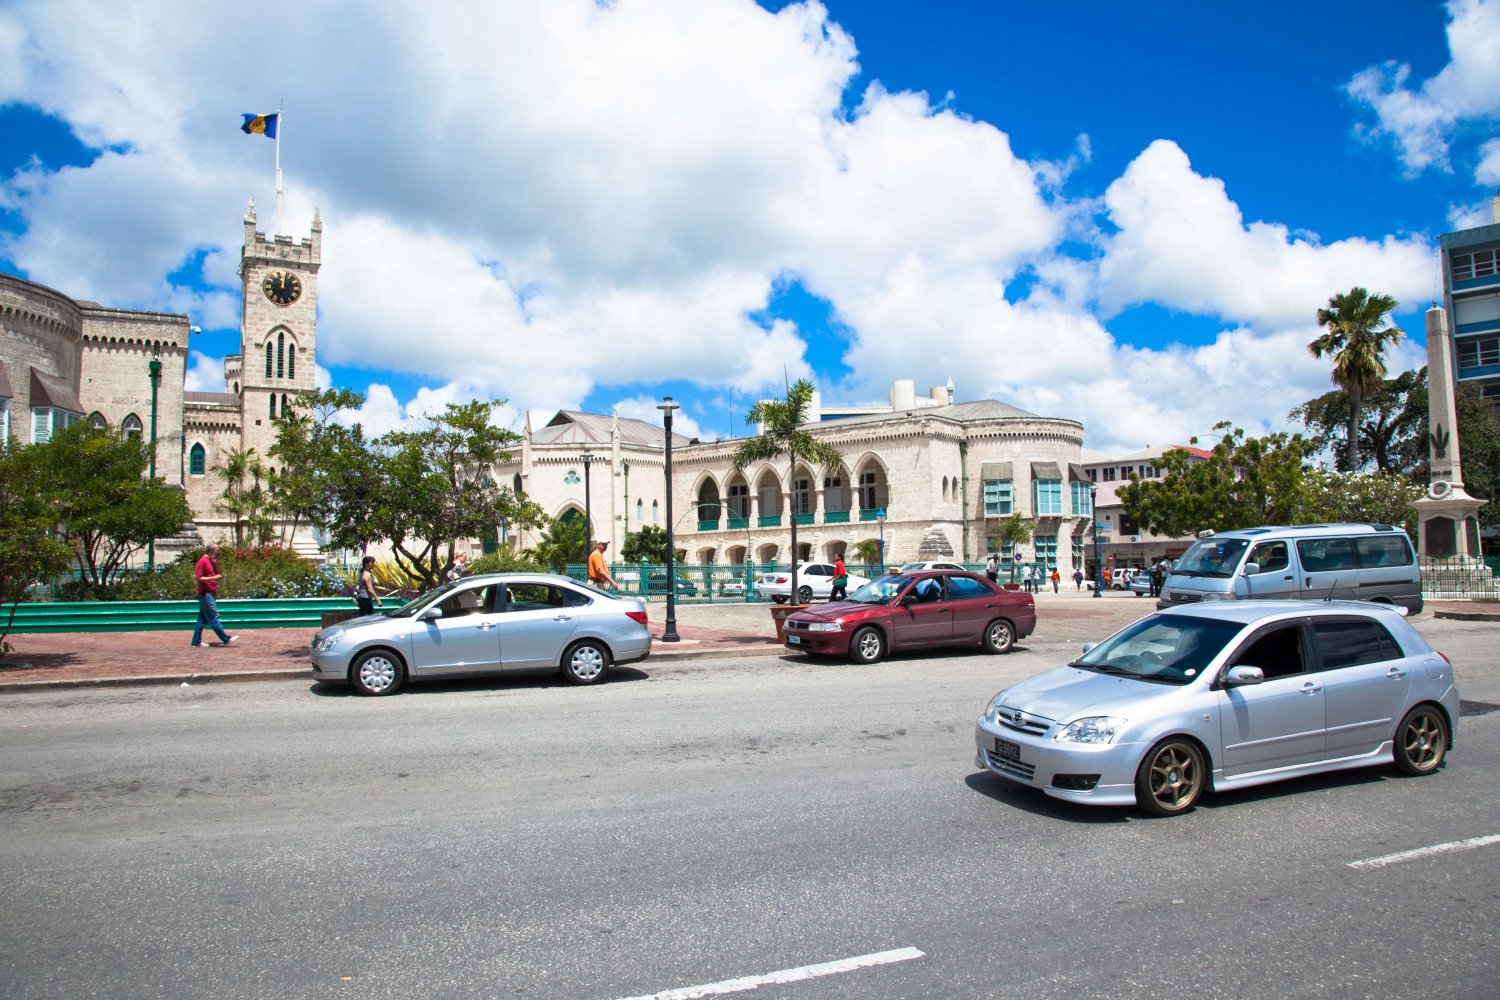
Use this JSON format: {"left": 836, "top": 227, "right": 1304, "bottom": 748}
{"left": 235, "top": 199, "right": 321, "bottom": 464}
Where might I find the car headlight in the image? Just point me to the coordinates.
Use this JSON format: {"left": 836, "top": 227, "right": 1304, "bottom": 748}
{"left": 802, "top": 622, "right": 842, "bottom": 632}
{"left": 1054, "top": 716, "right": 1127, "bottom": 744}
{"left": 982, "top": 691, "right": 1010, "bottom": 724}
{"left": 314, "top": 631, "right": 347, "bottom": 653}
{"left": 1196, "top": 592, "right": 1230, "bottom": 602}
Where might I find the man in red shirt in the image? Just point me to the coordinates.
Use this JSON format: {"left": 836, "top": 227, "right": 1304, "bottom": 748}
{"left": 191, "top": 543, "right": 237, "bottom": 647}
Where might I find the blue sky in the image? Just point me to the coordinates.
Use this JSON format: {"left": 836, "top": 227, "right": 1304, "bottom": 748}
{"left": 2, "top": 1, "right": 1498, "bottom": 454}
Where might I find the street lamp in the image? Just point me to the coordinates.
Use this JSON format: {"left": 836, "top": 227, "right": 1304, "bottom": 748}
{"left": 1090, "top": 483, "right": 1102, "bottom": 599}
{"left": 876, "top": 508, "right": 886, "bottom": 572}
{"left": 622, "top": 459, "right": 630, "bottom": 537}
{"left": 581, "top": 447, "right": 593, "bottom": 550}
{"left": 657, "top": 397, "right": 681, "bottom": 643}
{"left": 147, "top": 356, "right": 162, "bottom": 571}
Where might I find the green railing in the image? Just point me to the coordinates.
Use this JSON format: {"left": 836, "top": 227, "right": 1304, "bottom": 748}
{"left": 824, "top": 511, "right": 851, "bottom": 524}
{"left": 697, "top": 519, "right": 720, "bottom": 531}
{"left": 579, "top": 561, "right": 768, "bottom": 603}
{"left": 3, "top": 597, "right": 357, "bottom": 634}
{"left": 859, "top": 509, "right": 882, "bottom": 521}
{"left": 727, "top": 516, "right": 749, "bottom": 530}
{"left": 758, "top": 515, "right": 782, "bottom": 528}
{"left": 1420, "top": 556, "right": 1500, "bottom": 600}
{"left": 795, "top": 513, "right": 814, "bottom": 526}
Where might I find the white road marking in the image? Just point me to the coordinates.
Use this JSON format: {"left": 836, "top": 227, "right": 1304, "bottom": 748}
{"left": 1347, "top": 833, "right": 1500, "bottom": 870}
{"left": 616, "top": 946, "right": 926, "bottom": 1000}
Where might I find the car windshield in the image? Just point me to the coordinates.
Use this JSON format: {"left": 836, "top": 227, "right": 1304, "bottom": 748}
{"left": 1173, "top": 538, "right": 1249, "bottom": 578}
{"left": 381, "top": 580, "right": 460, "bottom": 619}
{"left": 1070, "top": 613, "right": 1242, "bottom": 685}
{"left": 845, "top": 574, "right": 915, "bottom": 604}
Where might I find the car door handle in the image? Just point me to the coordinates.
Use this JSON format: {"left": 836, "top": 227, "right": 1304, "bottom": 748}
{"left": 478, "top": 622, "right": 497, "bottom": 631}
{"left": 1300, "top": 682, "right": 1320, "bottom": 694}
{"left": 1386, "top": 667, "right": 1406, "bottom": 679}
{"left": 552, "top": 615, "right": 573, "bottom": 623}
{"left": 938, "top": 608, "right": 951, "bottom": 614}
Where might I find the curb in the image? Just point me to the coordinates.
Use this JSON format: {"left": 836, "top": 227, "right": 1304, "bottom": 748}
{"left": 1432, "top": 610, "right": 1500, "bottom": 622}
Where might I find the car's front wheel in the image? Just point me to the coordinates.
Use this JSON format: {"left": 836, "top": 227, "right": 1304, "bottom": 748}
{"left": 1392, "top": 705, "right": 1448, "bottom": 776}
{"left": 561, "top": 640, "right": 610, "bottom": 685}
{"left": 350, "top": 649, "right": 405, "bottom": 696}
{"left": 771, "top": 595, "right": 787, "bottom": 605}
{"left": 982, "top": 619, "right": 1015, "bottom": 654}
{"left": 797, "top": 585, "right": 814, "bottom": 604}
{"left": 848, "top": 626, "right": 885, "bottom": 665}
{"left": 1134, "top": 738, "right": 1205, "bottom": 816}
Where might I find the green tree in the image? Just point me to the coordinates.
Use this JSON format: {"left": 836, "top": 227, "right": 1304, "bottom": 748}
{"left": 370, "top": 400, "right": 545, "bottom": 587}
{"left": 988, "top": 513, "right": 1033, "bottom": 583}
{"left": 1290, "top": 368, "right": 1424, "bottom": 475}
{"left": 1309, "top": 287, "right": 1403, "bottom": 472}
{"left": 1119, "top": 423, "right": 1319, "bottom": 536}
{"left": 731, "top": 379, "right": 845, "bottom": 604}
{"left": 270, "top": 389, "right": 385, "bottom": 552}
{"left": 528, "top": 515, "right": 588, "bottom": 573}
{"left": 851, "top": 538, "right": 883, "bottom": 571}
{"left": 1302, "top": 469, "right": 1424, "bottom": 537}
{"left": 216, "top": 447, "right": 274, "bottom": 545}
{"left": 30, "top": 423, "right": 194, "bottom": 598}
{"left": 0, "top": 444, "right": 73, "bottom": 657}
{"left": 621, "top": 524, "right": 670, "bottom": 564}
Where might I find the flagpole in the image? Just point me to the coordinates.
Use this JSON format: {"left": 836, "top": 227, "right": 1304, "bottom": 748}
{"left": 273, "top": 101, "right": 284, "bottom": 237}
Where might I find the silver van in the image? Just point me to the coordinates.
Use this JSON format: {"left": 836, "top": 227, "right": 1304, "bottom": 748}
{"left": 1157, "top": 524, "right": 1422, "bottom": 614}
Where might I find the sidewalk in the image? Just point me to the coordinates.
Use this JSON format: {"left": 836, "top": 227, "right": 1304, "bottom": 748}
{"left": 0, "top": 591, "right": 1487, "bottom": 691}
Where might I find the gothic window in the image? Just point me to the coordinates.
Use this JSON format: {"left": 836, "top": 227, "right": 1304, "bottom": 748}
{"left": 87, "top": 411, "right": 107, "bottom": 431}
{"left": 265, "top": 342, "right": 273, "bottom": 378}
{"left": 121, "top": 414, "right": 143, "bottom": 441}
{"left": 652, "top": 499, "right": 660, "bottom": 524}
{"left": 189, "top": 443, "right": 206, "bottom": 476}
{"left": 277, "top": 332, "right": 285, "bottom": 379}
{"left": 637, "top": 498, "right": 644, "bottom": 524}
{"left": 269, "top": 394, "right": 277, "bottom": 418}
{"left": 281, "top": 393, "right": 289, "bottom": 416}
{"left": 287, "top": 346, "right": 295, "bottom": 380}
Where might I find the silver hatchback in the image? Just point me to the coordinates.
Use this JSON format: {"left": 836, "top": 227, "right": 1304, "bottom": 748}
{"left": 975, "top": 601, "right": 1458, "bottom": 815}
{"left": 311, "top": 572, "right": 652, "bottom": 695}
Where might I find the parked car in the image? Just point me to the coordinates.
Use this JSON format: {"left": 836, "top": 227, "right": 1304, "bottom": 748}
{"left": 718, "top": 579, "right": 749, "bottom": 597}
{"left": 310, "top": 573, "right": 651, "bottom": 695}
{"left": 899, "top": 561, "right": 966, "bottom": 572}
{"left": 647, "top": 573, "right": 698, "bottom": 596}
{"left": 782, "top": 570, "right": 1036, "bottom": 663}
{"left": 757, "top": 562, "right": 869, "bottom": 604}
{"left": 1159, "top": 523, "right": 1422, "bottom": 613}
{"left": 1128, "top": 573, "right": 1153, "bottom": 597}
{"left": 975, "top": 601, "right": 1457, "bottom": 816}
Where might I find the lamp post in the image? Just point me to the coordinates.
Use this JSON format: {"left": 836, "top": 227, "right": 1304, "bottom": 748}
{"left": 876, "top": 508, "right": 886, "bottom": 573}
{"left": 581, "top": 447, "right": 593, "bottom": 550}
{"left": 1090, "top": 483, "right": 1102, "bottom": 599}
{"left": 147, "top": 356, "right": 162, "bottom": 570}
{"left": 622, "top": 459, "right": 630, "bottom": 537}
{"left": 657, "top": 397, "right": 680, "bottom": 643}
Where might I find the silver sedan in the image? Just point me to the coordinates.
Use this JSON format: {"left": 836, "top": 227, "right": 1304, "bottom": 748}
{"left": 311, "top": 572, "right": 652, "bottom": 695}
{"left": 975, "top": 601, "right": 1459, "bottom": 815}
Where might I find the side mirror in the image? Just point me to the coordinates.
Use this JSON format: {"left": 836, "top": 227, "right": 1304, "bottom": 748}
{"left": 1242, "top": 563, "right": 1261, "bottom": 576}
{"left": 1224, "top": 665, "right": 1264, "bottom": 686}
{"left": 1081, "top": 642, "right": 1098, "bottom": 654}
{"left": 420, "top": 607, "right": 444, "bottom": 621}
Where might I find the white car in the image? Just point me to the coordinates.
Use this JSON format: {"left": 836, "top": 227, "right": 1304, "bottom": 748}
{"left": 758, "top": 563, "right": 869, "bottom": 604}
{"left": 899, "top": 561, "right": 966, "bottom": 572}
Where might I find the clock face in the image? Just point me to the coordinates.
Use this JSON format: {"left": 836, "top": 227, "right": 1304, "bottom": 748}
{"left": 262, "top": 269, "right": 303, "bottom": 306}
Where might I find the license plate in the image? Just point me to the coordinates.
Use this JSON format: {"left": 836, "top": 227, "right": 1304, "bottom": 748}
{"left": 786, "top": 634, "right": 801, "bottom": 644}
{"left": 994, "top": 738, "right": 1021, "bottom": 762}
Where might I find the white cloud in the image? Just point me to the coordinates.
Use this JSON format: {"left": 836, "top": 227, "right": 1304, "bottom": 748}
{"left": 1096, "top": 141, "right": 1434, "bottom": 330}
{"left": 1477, "top": 137, "right": 1500, "bottom": 186}
{"left": 613, "top": 395, "right": 706, "bottom": 441}
{"left": 184, "top": 350, "right": 224, "bottom": 393}
{"left": 1347, "top": 0, "right": 1500, "bottom": 179}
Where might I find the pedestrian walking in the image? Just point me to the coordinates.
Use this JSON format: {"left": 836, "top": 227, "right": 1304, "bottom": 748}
{"left": 1150, "top": 559, "right": 1165, "bottom": 598}
{"left": 984, "top": 552, "right": 999, "bottom": 583}
{"left": 830, "top": 555, "right": 849, "bottom": 601}
{"left": 1020, "top": 564, "right": 1032, "bottom": 593}
{"left": 1051, "top": 568, "right": 1060, "bottom": 593}
{"left": 191, "top": 543, "right": 236, "bottom": 647}
{"left": 1073, "top": 568, "right": 1084, "bottom": 591}
{"left": 587, "top": 540, "right": 617, "bottom": 590}
{"left": 445, "top": 551, "right": 470, "bottom": 583}
{"left": 355, "top": 555, "right": 382, "bottom": 616}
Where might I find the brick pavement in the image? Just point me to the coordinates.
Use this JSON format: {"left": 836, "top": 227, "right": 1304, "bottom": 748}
{"left": 0, "top": 592, "right": 1485, "bottom": 691}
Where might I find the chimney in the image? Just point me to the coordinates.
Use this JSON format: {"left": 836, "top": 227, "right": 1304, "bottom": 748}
{"left": 1492, "top": 194, "right": 1500, "bottom": 224}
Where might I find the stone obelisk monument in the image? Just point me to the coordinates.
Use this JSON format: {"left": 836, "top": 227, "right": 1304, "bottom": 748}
{"left": 1411, "top": 304, "right": 1486, "bottom": 558}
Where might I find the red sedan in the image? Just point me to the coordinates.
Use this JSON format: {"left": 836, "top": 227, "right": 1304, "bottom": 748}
{"left": 781, "top": 570, "right": 1036, "bottom": 664}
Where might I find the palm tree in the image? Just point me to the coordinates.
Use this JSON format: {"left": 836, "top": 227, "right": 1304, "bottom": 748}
{"left": 216, "top": 447, "right": 268, "bottom": 545}
{"left": 852, "top": 538, "right": 883, "bottom": 572}
{"left": 731, "top": 379, "right": 843, "bottom": 605}
{"left": 989, "top": 513, "right": 1033, "bottom": 583}
{"left": 1309, "top": 287, "right": 1403, "bottom": 471}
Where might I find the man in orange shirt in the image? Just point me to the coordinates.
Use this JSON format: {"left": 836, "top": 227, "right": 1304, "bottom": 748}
{"left": 587, "top": 540, "right": 616, "bottom": 590}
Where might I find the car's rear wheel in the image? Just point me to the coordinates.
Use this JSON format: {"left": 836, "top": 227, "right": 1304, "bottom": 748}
{"left": 1392, "top": 705, "right": 1448, "bottom": 776}
{"left": 1134, "top": 738, "right": 1205, "bottom": 816}
{"left": 350, "top": 649, "right": 405, "bottom": 696}
{"left": 771, "top": 595, "right": 787, "bottom": 605}
{"left": 848, "top": 626, "right": 885, "bottom": 665}
{"left": 982, "top": 618, "right": 1015, "bottom": 654}
{"left": 561, "top": 640, "right": 610, "bottom": 685}
{"left": 797, "top": 585, "right": 814, "bottom": 604}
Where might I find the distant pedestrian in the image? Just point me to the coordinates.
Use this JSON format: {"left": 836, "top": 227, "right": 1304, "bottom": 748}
{"left": 1103, "top": 566, "right": 1112, "bottom": 589}
{"left": 191, "top": 543, "right": 236, "bottom": 647}
{"left": 1073, "top": 568, "right": 1084, "bottom": 591}
{"left": 984, "top": 552, "right": 999, "bottom": 583}
{"left": 355, "top": 555, "right": 382, "bottom": 616}
{"left": 1051, "top": 568, "right": 1060, "bottom": 593}
{"left": 1020, "top": 564, "right": 1032, "bottom": 593}
{"left": 445, "top": 551, "right": 470, "bottom": 583}
{"left": 1150, "top": 559, "right": 1165, "bottom": 598}
{"left": 830, "top": 555, "right": 849, "bottom": 601}
{"left": 587, "top": 541, "right": 617, "bottom": 590}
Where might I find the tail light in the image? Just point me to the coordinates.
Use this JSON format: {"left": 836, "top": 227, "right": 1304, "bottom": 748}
{"left": 775, "top": 575, "right": 789, "bottom": 583}
{"left": 627, "top": 610, "right": 649, "bottom": 625}
{"left": 1437, "top": 650, "right": 1451, "bottom": 665}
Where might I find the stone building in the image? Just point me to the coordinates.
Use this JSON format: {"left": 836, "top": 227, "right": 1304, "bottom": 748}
{"left": 0, "top": 200, "right": 321, "bottom": 552}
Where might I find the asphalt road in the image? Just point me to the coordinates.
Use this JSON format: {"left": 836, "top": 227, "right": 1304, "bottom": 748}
{"left": 1, "top": 616, "right": 1497, "bottom": 999}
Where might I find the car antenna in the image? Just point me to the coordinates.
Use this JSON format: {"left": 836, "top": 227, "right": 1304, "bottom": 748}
{"left": 1325, "top": 578, "right": 1338, "bottom": 602}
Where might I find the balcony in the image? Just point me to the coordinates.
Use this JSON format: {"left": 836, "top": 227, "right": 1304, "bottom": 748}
{"left": 697, "top": 519, "right": 720, "bottom": 532}
{"left": 727, "top": 516, "right": 749, "bottom": 530}
{"left": 824, "top": 510, "right": 850, "bottom": 524}
{"left": 795, "top": 513, "right": 814, "bottom": 526}
{"left": 758, "top": 515, "right": 782, "bottom": 528}
{"left": 859, "top": 509, "right": 886, "bottom": 522}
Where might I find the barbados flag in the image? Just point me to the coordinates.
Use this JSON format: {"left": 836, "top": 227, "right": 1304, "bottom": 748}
{"left": 240, "top": 112, "right": 279, "bottom": 138}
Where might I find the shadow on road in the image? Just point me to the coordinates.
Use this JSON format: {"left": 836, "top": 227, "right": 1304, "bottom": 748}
{"left": 307, "top": 665, "right": 651, "bottom": 697}
{"left": 963, "top": 770, "right": 1130, "bottom": 824}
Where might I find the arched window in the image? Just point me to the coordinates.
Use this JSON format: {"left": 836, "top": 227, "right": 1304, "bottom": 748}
{"left": 121, "top": 414, "right": 143, "bottom": 441}
{"left": 281, "top": 393, "right": 289, "bottom": 416}
{"left": 636, "top": 498, "right": 644, "bottom": 524}
{"left": 287, "top": 346, "right": 295, "bottom": 380}
{"left": 652, "top": 499, "right": 660, "bottom": 524}
{"left": 87, "top": 411, "right": 107, "bottom": 431}
{"left": 189, "top": 443, "right": 206, "bottom": 476}
{"left": 269, "top": 394, "right": 276, "bottom": 418}
{"left": 265, "top": 342, "right": 273, "bottom": 378}
{"left": 276, "top": 332, "right": 285, "bottom": 379}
